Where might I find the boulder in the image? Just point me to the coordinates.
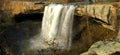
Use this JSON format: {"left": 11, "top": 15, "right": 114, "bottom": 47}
{"left": 80, "top": 39, "right": 120, "bottom": 55}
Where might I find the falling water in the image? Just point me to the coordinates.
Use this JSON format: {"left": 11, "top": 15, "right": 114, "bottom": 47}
{"left": 27, "top": 4, "right": 76, "bottom": 55}
{"left": 41, "top": 4, "right": 76, "bottom": 50}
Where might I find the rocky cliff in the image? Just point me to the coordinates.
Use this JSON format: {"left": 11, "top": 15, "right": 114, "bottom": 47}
{"left": 0, "top": 1, "right": 119, "bottom": 55}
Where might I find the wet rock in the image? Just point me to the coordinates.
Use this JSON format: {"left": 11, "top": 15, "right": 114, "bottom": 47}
{"left": 81, "top": 39, "right": 120, "bottom": 55}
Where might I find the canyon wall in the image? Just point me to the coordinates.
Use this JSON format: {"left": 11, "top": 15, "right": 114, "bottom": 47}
{"left": 0, "top": 1, "right": 119, "bottom": 55}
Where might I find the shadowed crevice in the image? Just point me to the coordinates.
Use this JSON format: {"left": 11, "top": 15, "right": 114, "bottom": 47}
{"left": 14, "top": 13, "right": 43, "bottom": 23}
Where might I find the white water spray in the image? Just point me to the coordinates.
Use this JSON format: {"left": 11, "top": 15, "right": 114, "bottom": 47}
{"left": 30, "top": 4, "right": 76, "bottom": 51}
{"left": 41, "top": 4, "right": 76, "bottom": 50}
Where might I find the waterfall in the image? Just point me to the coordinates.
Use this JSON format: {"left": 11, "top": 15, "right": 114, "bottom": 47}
{"left": 41, "top": 4, "right": 76, "bottom": 50}
{"left": 29, "top": 4, "right": 76, "bottom": 51}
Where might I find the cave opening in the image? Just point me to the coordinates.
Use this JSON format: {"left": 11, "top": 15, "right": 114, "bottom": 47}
{"left": 14, "top": 13, "right": 43, "bottom": 23}
{"left": 3, "top": 11, "right": 116, "bottom": 55}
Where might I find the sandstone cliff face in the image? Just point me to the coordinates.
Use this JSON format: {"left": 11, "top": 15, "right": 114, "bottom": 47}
{"left": 76, "top": 4, "right": 117, "bottom": 31}
{"left": 2, "top": 1, "right": 43, "bottom": 15}
{"left": 1, "top": 1, "right": 117, "bottom": 31}
{"left": 80, "top": 39, "right": 120, "bottom": 55}
{"left": 0, "top": 1, "right": 119, "bottom": 55}
{"left": 80, "top": 15, "right": 120, "bottom": 55}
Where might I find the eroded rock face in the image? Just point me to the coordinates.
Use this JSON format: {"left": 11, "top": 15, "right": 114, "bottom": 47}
{"left": 1, "top": 0, "right": 118, "bottom": 31}
{"left": 0, "top": 1, "right": 118, "bottom": 55}
{"left": 80, "top": 15, "right": 120, "bottom": 55}
{"left": 76, "top": 4, "right": 117, "bottom": 31}
{"left": 1, "top": 1, "right": 44, "bottom": 15}
{"left": 80, "top": 39, "right": 120, "bottom": 55}
{"left": 0, "top": 14, "right": 117, "bottom": 55}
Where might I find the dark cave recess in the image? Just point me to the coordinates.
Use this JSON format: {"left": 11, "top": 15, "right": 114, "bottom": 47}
{"left": 14, "top": 13, "right": 43, "bottom": 23}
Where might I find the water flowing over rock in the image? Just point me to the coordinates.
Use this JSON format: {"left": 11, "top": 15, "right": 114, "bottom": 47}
{"left": 0, "top": 1, "right": 119, "bottom": 55}
{"left": 1, "top": 0, "right": 117, "bottom": 31}
{"left": 30, "top": 4, "right": 76, "bottom": 51}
